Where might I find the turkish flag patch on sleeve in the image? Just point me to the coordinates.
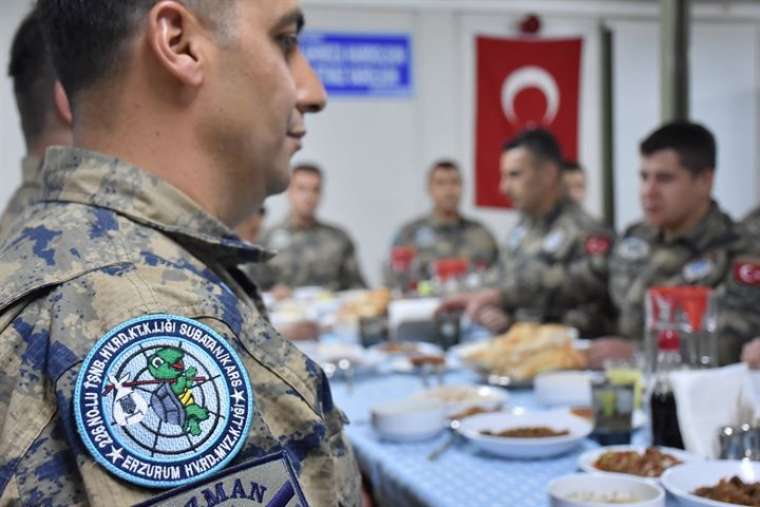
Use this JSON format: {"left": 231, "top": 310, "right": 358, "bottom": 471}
{"left": 733, "top": 259, "right": 760, "bottom": 286}
{"left": 585, "top": 235, "right": 611, "bottom": 256}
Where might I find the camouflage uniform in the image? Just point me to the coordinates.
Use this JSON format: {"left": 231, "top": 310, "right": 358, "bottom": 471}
{"left": 0, "top": 147, "right": 361, "bottom": 506}
{"left": 499, "top": 197, "right": 616, "bottom": 338}
{"left": 742, "top": 206, "right": 760, "bottom": 238}
{"left": 390, "top": 213, "right": 500, "bottom": 280}
{"left": 0, "top": 156, "right": 42, "bottom": 235}
{"left": 250, "top": 220, "right": 367, "bottom": 291}
{"left": 610, "top": 202, "right": 760, "bottom": 365}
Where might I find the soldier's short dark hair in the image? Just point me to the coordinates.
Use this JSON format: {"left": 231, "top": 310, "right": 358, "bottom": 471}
{"left": 428, "top": 159, "right": 460, "bottom": 180}
{"left": 502, "top": 129, "right": 563, "bottom": 167}
{"left": 292, "top": 163, "right": 323, "bottom": 180}
{"left": 35, "top": 0, "right": 230, "bottom": 106}
{"left": 640, "top": 121, "right": 716, "bottom": 175}
{"left": 9, "top": 9, "right": 56, "bottom": 148}
{"left": 562, "top": 160, "right": 584, "bottom": 174}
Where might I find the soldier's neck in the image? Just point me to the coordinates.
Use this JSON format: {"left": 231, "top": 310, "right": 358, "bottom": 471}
{"left": 432, "top": 208, "right": 460, "bottom": 224}
{"left": 662, "top": 199, "right": 712, "bottom": 241}
{"left": 290, "top": 213, "right": 317, "bottom": 229}
{"left": 526, "top": 189, "right": 563, "bottom": 221}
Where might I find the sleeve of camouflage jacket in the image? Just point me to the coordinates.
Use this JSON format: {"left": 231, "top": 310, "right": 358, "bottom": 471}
{"left": 499, "top": 230, "right": 615, "bottom": 337}
{"left": 338, "top": 236, "right": 368, "bottom": 290}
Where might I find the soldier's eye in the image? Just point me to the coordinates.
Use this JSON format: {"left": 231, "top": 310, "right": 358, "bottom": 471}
{"left": 151, "top": 357, "right": 164, "bottom": 369}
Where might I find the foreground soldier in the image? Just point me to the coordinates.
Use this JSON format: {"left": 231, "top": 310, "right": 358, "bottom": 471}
{"left": 0, "top": 1, "right": 362, "bottom": 506}
{"left": 252, "top": 164, "right": 367, "bottom": 291}
{"left": 591, "top": 122, "right": 760, "bottom": 367}
{"left": 389, "top": 160, "right": 499, "bottom": 281}
{"left": 1, "top": 9, "right": 72, "bottom": 234}
{"left": 440, "top": 129, "right": 616, "bottom": 338}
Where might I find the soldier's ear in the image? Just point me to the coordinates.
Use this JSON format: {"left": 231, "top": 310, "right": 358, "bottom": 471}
{"left": 147, "top": 1, "right": 206, "bottom": 89}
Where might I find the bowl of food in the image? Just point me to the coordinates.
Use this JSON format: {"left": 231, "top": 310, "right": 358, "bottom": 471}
{"left": 548, "top": 473, "right": 665, "bottom": 507}
{"left": 370, "top": 398, "right": 447, "bottom": 443}
{"left": 661, "top": 460, "right": 760, "bottom": 507}
{"left": 578, "top": 446, "right": 697, "bottom": 481}
{"left": 456, "top": 410, "right": 592, "bottom": 459}
{"left": 412, "top": 385, "right": 508, "bottom": 419}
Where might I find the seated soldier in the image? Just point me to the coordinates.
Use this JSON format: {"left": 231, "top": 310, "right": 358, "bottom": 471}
{"left": 389, "top": 159, "right": 499, "bottom": 283}
{"left": 440, "top": 129, "right": 616, "bottom": 339}
{"left": 562, "top": 160, "right": 587, "bottom": 207}
{"left": 742, "top": 205, "right": 760, "bottom": 237}
{"left": 250, "top": 163, "right": 367, "bottom": 292}
{"left": 590, "top": 121, "right": 760, "bottom": 368}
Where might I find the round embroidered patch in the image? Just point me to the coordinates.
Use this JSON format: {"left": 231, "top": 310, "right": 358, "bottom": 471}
{"left": 74, "top": 315, "right": 253, "bottom": 489}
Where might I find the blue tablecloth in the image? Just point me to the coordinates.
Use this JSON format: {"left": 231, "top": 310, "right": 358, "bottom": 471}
{"left": 331, "top": 369, "right": 679, "bottom": 507}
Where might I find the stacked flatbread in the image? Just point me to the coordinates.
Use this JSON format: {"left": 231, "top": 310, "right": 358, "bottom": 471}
{"left": 337, "top": 288, "right": 391, "bottom": 320}
{"left": 461, "top": 323, "right": 587, "bottom": 381}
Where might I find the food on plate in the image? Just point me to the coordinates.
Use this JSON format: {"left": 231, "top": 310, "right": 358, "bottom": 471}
{"left": 570, "top": 407, "right": 594, "bottom": 421}
{"left": 481, "top": 426, "right": 569, "bottom": 438}
{"left": 461, "top": 323, "right": 586, "bottom": 380}
{"left": 448, "top": 406, "right": 496, "bottom": 421}
{"left": 337, "top": 289, "right": 391, "bottom": 320}
{"left": 694, "top": 476, "right": 760, "bottom": 506}
{"left": 593, "top": 447, "right": 682, "bottom": 478}
{"left": 564, "top": 491, "right": 640, "bottom": 504}
{"left": 376, "top": 341, "right": 421, "bottom": 354}
{"left": 409, "top": 354, "right": 446, "bottom": 367}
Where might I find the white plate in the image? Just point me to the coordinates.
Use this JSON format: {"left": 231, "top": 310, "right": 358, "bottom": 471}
{"left": 578, "top": 445, "right": 698, "bottom": 482}
{"left": 457, "top": 410, "right": 592, "bottom": 459}
{"left": 296, "top": 341, "right": 383, "bottom": 373}
{"left": 370, "top": 341, "right": 443, "bottom": 357}
{"left": 548, "top": 473, "right": 665, "bottom": 507}
{"left": 661, "top": 460, "right": 760, "bottom": 507}
{"left": 412, "top": 385, "right": 509, "bottom": 418}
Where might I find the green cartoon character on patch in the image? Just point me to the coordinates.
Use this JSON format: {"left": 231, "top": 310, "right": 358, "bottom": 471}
{"left": 147, "top": 347, "right": 209, "bottom": 436}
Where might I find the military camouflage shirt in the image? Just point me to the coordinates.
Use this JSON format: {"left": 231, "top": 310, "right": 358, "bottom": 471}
{"left": 0, "top": 156, "right": 42, "bottom": 236}
{"left": 249, "top": 219, "right": 367, "bottom": 291}
{"left": 390, "top": 213, "right": 500, "bottom": 280}
{"left": 610, "top": 202, "right": 760, "bottom": 365}
{"left": 500, "top": 197, "right": 616, "bottom": 338}
{"left": 0, "top": 147, "right": 361, "bottom": 506}
{"left": 742, "top": 206, "right": 760, "bottom": 238}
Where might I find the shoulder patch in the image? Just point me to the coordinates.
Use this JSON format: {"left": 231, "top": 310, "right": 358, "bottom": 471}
{"left": 585, "top": 235, "right": 611, "bottom": 256}
{"left": 135, "top": 450, "right": 309, "bottom": 507}
{"left": 542, "top": 230, "right": 565, "bottom": 254}
{"left": 508, "top": 225, "right": 527, "bottom": 251}
{"left": 682, "top": 258, "right": 714, "bottom": 282}
{"left": 269, "top": 229, "right": 291, "bottom": 251}
{"left": 734, "top": 260, "right": 760, "bottom": 286}
{"left": 74, "top": 314, "right": 253, "bottom": 489}
{"left": 617, "top": 236, "right": 650, "bottom": 260}
{"left": 414, "top": 226, "right": 436, "bottom": 248}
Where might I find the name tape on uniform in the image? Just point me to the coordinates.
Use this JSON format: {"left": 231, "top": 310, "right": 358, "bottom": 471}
{"left": 74, "top": 314, "right": 254, "bottom": 489}
{"left": 134, "top": 451, "right": 309, "bottom": 507}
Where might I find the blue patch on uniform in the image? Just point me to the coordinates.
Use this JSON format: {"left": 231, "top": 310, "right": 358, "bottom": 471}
{"left": 11, "top": 226, "right": 62, "bottom": 266}
{"left": 73, "top": 315, "right": 254, "bottom": 489}
{"left": 414, "top": 227, "right": 436, "bottom": 248}
{"left": 683, "top": 258, "right": 714, "bottom": 282}
{"left": 89, "top": 208, "right": 119, "bottom": 239}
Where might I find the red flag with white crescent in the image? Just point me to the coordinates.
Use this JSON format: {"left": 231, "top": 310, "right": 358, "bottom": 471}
{"left": 474, "top": 36, "right": 583, "bottom": 208}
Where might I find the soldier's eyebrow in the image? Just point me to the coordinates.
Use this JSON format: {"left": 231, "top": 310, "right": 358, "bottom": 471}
{"left": 272, "top": 8, "right": 305, "bottom": 33}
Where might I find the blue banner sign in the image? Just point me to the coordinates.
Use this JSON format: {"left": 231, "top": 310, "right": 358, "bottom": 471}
{"left": 300, "top": 32, "right": 413, "bottom": 97}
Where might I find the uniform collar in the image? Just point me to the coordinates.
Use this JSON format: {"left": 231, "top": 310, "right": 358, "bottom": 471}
{"left": 21, "top": 156, "right": 43, "bottom": 185}
{"left": 523, "top": 196, "right": 572, "bottom": 229}
{"left": 653, "top": 201, "right": 736, "bottom": 251}
{"left": 283, "top": 214, "right": 321, "bottom": 231}
{"left": 426, "top": 211, "right": 464, "bottom": 228}
{"left": 37, "top": 146, "right": 274, "bottom": 266}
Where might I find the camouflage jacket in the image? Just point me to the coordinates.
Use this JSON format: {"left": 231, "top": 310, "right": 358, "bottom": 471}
{"left": 610, "top": 202, "right": 760, "bottom": 365}
{"left": 500, "top": 197, "right": 616, "bottom": 338}
{"left": 0, "top": 156, "right": 42, "bottom": 236}
{"left": 390, "top": 213, "right": 500, "bottom": 280}
{"left": 742, "top": 206, "right": 760, "bottom": 238}
{"left": 248, "top": 219, "right": 367, "bottom": 291}
{"left": 0, "top": 147, "right": 361, "bottom": 507}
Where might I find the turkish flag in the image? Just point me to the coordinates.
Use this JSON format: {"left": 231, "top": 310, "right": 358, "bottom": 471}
{"left": 475, "top": 36, "right": 583, "bottom": 208}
